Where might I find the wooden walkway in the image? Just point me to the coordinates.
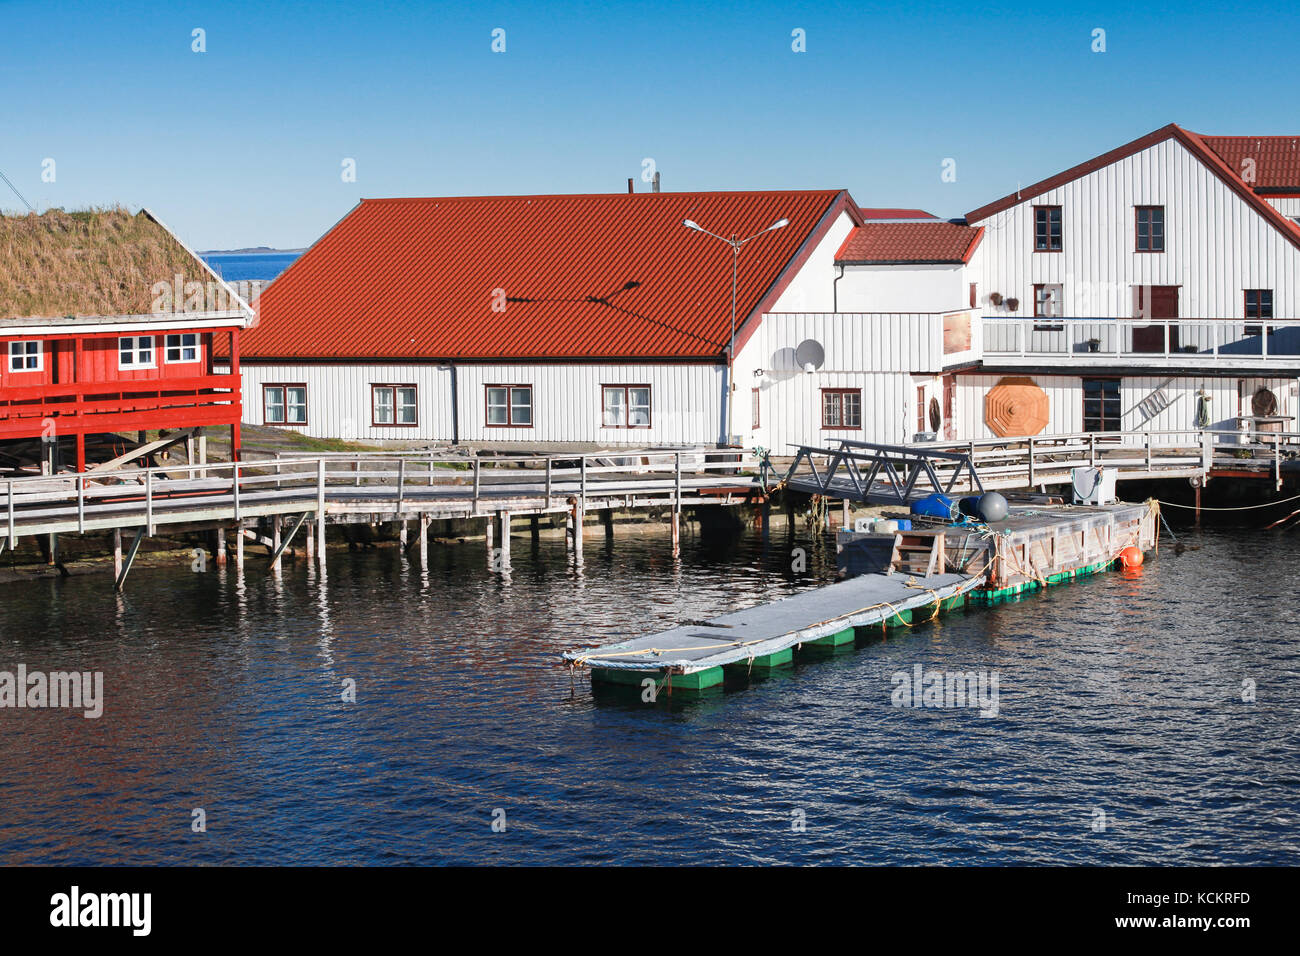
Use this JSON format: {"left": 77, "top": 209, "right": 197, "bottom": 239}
{"left": 0, "top": 449, "right": 761, "bottom": 586}
{"left": 782, "top": 431, "right": 1233, "bottom": 505}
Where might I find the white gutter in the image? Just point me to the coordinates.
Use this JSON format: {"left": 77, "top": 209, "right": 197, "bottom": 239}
{"left": 0, "top": 311, "right": 248, "bottom": 337}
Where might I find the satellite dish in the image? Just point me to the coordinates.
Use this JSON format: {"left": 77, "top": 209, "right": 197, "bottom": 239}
{"left": 794, "top": 339, "right": 825, "bottom": 372}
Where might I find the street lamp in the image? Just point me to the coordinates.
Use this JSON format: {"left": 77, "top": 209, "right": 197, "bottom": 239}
{"left": 683, "top": 216, "right": 788, "bottom": 445}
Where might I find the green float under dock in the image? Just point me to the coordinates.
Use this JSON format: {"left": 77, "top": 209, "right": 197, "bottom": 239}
{"left": 567, "top": 569, "right": 985, "bottom": 693}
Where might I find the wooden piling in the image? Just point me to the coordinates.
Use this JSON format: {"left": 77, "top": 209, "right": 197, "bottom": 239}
{"left": 113, "top": 528, "right": 123, "bottom": 581}
{"left": 316, "top": 458, "right": 327, "bottom": 568}
{"left": 271, "top": 518, "right": 282, "bottom": 572}
{"left": 418, "top": 513, "right": 430, "bottom": 568}
{"left": 235, "top": 525, "right": 245, "bottom": 572}
{"left": 568, "top": 500, "right": 584, "bottom": 563}
{"left": 215, "top": 527, "right": 227, "bottom": 568}
{"left": 499, "top": 511, "right": 512, "bottom": 569}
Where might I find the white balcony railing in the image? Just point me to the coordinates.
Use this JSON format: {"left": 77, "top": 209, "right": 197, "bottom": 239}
{"left": 982, "top": 317, "right": 1300, "bottom": 366}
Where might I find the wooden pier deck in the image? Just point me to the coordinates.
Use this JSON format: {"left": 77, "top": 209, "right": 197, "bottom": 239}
{"left": 0, "top": 449, "right": 762, "bottom": 587}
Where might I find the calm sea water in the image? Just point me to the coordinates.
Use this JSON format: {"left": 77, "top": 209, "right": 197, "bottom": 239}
{"left": 202, "top": 252, "right": 300, "bottom": 283}
{"left": 0, "top": 523, "right": 1297, "bottom": 865}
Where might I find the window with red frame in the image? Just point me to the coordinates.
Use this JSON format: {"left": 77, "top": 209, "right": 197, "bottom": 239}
{"left": 1245, "top": 289, "right": 1273, "bottom": 337}
{"left": 1136, "top": 206, "right": 1165, "bottom": 252}
{"left": 822, "top": 389, "right": 862, "bottom": 429}
{"left": 1034, "top": 206, "right": 1062, "bottom": 251}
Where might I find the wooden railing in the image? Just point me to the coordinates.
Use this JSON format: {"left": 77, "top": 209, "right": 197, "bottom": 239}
{"left": 982, "top": 317, "right": 1300, "bottom": 365}
{"left": 0, "top": 448, "right": 760, "bottom": 543}
{"left": 0, "top": 373, "right": 241, "bottom": 438}
{"left": 908, "top": 428, "right": 1299, "bottom": 490}
{"left": 781, "top": 429, "right": 1262, "bottom": 501}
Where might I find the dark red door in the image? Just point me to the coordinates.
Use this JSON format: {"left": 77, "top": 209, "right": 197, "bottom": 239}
{"left": 1133, "top": 285, "right": 1179, "bottom": 352}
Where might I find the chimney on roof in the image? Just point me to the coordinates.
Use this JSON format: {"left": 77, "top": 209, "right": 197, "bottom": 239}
{"left": 653, "top": 171, "right": 661, "bottom": 193}
{"left": 627, "top": 178, "right": 634, "bottom": 194}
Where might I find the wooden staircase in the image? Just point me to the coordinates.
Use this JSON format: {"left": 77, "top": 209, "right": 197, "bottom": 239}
{"left": 890, "top": 530, "right": 946, "bottom": 577}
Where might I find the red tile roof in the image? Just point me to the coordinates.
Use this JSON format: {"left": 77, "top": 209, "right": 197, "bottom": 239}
{"left": 1199, "top": 135, "right": 1300, "bottom": 190}
{"left": 858, "top": 208, "right": 938, "bottom": 220}
{"left": 834, "top": 222, "right": 983, "bottom": 264}
{"left": 242, "top": 190, "right": 851, "bottom": 361}
{"left": 966, "top": 124, "right": 1300, "bottom": 249}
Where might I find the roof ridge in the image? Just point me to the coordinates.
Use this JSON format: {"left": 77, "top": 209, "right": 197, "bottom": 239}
{"left": 359, "top": 188, "right": 845, "bottom": 204}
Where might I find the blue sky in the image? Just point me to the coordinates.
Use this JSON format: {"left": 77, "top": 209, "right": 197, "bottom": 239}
{"left": 2, "top": 0, "right": 1296, "bottom": 249}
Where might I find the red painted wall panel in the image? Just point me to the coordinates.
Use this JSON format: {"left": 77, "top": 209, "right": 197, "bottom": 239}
{"left": 2, "top": 331, "right": 212, "bottom": 388}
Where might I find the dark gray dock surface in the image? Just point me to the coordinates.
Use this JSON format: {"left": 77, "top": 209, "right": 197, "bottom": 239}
{"left": 563, "top": 569, "right": 985, "bottom": 673}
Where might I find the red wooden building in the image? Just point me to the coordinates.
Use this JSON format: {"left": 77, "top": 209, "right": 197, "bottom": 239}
{"left": 0, "top": 208, "right": 252, "bottom": 472}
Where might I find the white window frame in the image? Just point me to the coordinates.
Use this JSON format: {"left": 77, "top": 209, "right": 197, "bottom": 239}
{"left": 602, "top": 385, "right": 651, "bottom": 428}
{"left": 118, "top": 335, "right": 156, "bottom": 369}
{"left": 264, "top": 384, "right": 307, "bottom": 425}
{"left": 165, "top": 332, "right": 200, "bottom": 364}
{"left": 486, "top": 385, "right": 532, "bottom": 427}
{"left": 7, "top": 340, "right": 43, "bottom": 373}
{"left": 373, "top": 384, "right": 418, "bottom": 426}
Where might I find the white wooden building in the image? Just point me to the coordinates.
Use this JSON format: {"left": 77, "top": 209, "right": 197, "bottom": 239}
{"left": 738, "top": 125, "right": 1300, "bottom": 452}
{"left": 239, "top": 125, "right": 1300, "bottom": 454}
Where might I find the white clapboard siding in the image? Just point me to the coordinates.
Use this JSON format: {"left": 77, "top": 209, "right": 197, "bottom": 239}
{"left": 1265, "top": 197, "right": 1300, "bottom": 219}
{"left": 750, "top": 312, "right": 945, "bottom": 374}
{"left": 239, "top": 362, "right": 724, "bottom": 445}
{"left": 977, "top": 137, "right": 1300, "bottom": 318}
{"left": 834, "top": 264, "right": 969, "bottom": 314}
{"left": 750, "top": 370, "right": 916, "bottom": 452}
{"left": 953, "top": 373, "right": 1299, "bottom": 445}
{"left": 732, "top": 311, "right": 969, "bottom": 451}
{"left": 452, "top": 363, "right": 724, "bottom": 444}
{"left": 239, "top": 364, "right": 456, "bottom": 442}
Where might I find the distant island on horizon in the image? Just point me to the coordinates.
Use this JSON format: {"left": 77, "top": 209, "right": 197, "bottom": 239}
{"left": 199, "top": 246, "right": 307, "bottom": 256}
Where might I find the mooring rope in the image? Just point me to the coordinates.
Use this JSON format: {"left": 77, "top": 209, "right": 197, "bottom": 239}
{"left": 1158, "top": 493, "right": 1300, "bottom": 512}
{"left": 904, "top": 581, "right": 943, "bottom": 622}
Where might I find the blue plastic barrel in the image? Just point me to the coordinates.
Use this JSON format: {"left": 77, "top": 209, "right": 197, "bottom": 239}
{"left": 910, "top": 493, "right": 958, "bottom": 521}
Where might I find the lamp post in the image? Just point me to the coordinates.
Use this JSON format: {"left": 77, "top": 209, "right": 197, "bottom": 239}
{"left": 682, "top": 216, "right": 788, "bottom": 445}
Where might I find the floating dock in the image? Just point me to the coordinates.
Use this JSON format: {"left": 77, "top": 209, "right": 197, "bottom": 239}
{"left": 562, "top": 500, "right": 1159, "bottom": 693}
{"left": 563, "top": 570, "right": 987, "bottom": 690}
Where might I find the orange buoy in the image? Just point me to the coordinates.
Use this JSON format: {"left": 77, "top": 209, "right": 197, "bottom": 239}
{"left": 1118, "top": 546, "right": 1144, "bottom": 569}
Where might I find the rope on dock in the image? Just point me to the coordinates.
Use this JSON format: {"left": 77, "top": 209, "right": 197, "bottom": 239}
{"left": 903, "top": 579, "right": 943, "bottom": 622}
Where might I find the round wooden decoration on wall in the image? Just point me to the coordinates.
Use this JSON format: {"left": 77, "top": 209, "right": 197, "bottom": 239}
{"left": 1252, "top": 387, "right": 1278, "bottom": 417}
{"left": 985, "top": 377, "right": 1050, "bottom": 437}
